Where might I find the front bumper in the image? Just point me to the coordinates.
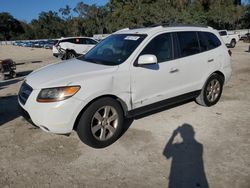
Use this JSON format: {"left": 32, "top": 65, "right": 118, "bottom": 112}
{"left": 18, "top": 87, "right": 86, "bottom": 134}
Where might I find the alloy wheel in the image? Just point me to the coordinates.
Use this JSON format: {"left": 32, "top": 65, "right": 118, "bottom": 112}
{"left": 206, "top": 79, "right": 221, "bottom": 102}
{"left": 91, "top": 106, "right": 118, "bottom": 141}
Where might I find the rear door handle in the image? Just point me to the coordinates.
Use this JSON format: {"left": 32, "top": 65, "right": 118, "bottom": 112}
{"left": 170, "top": 68, "right": 179, "bottom": 73}
{"left": 208, "top": 59, "right": 214, "bottom": 62}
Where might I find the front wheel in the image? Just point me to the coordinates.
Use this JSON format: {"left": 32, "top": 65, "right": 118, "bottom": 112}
{"left": 77, "top": 97, "right": 124, "bottom": 148}
{"left": 66, "top": 51, "right": 76, "bottom": 59}
{"left": 196, "top": 74, "right": 224, "bottom": 107}
{"left": 10, "top": 71, "right": 16, "bottom": 78}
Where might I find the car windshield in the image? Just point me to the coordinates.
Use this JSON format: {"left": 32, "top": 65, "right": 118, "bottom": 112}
{"left": 78, "top": 34, "right": 147, "bottom": 66}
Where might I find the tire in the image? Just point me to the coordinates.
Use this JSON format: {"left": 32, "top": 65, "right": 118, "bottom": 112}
{"left": 66, "top": 51, "right": 76, "bottom": 59}
{"left": 10, "top": 71, "right": 16, "bottom": 78}
{"left": 195, "top": 74, "right": 224, "bottom": 107}
{"left": 230, "top": 39, "right": 236, "bottom": 48}
{"left": 77, "top": 97, "right": 124, "bottom": 148}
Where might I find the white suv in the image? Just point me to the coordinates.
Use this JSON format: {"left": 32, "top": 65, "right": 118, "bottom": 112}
{"left": 19, "top": 25, "right": 232, "bottom": 148}
{"left": 52, "top": 37, "right": 98, "bottom": 59}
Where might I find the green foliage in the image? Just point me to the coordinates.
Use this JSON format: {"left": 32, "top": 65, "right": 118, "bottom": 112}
{"left": 1, "top": 0, "right": 250, "bottom": 40}
{"left": 0, "top": 12, "right": 24, "bottom": 40}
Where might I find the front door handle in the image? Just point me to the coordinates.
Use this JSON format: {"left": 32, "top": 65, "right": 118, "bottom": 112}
{"left": 170, "top": 68, "right": 179, "bottom": 73}
{"left": 208, "top": 59, "right": 214, "bottom": 62}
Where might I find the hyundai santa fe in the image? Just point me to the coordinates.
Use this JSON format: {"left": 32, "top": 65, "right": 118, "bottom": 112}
{"left": 18, "top": 25, "right": 232, "bottom": 148}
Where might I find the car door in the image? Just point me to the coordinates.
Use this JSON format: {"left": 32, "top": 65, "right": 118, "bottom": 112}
{"left": 71, "top": 38, "right": 83, "bottom": 54}
{"left": 172, "top": 31, "right": 208, "bottom": 94}
{"left": 197, "top": 31, "right": 224, "bottom": 79}
{"left": 131, "top": 33, "right": 183, "bottom": 109}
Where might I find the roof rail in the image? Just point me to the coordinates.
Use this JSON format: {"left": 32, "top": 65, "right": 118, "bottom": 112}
{"left": 147, "top": 23, "right": 208, "bottom": 28}
{"left": 114, "top": 28, "right": 130, "bottom": 33}
{"left": 166, "top": 23, "right": 208, "bottom": 28}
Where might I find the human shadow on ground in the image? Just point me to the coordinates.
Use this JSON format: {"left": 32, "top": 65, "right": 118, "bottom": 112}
{"left": 0, "top": 95, "right": 20, "bottom": 126}
{"left": 163, "top": 124, "right": 209, "bottom": 188}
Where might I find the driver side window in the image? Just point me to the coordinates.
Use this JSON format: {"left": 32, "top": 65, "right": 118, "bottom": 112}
{"left": 140, "top": 33, "right": 173, "bottom": 63}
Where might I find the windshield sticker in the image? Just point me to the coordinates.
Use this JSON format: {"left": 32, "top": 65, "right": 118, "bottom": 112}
{"left": 124, "top": 36, "right": 140, "bottom": 41}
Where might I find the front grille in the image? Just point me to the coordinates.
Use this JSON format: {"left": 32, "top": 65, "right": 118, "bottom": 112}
{"left": 18, "top": 82, "right": 33, "bottom": 105}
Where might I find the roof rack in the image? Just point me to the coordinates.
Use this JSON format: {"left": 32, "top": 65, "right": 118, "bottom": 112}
{"left": 167, "top": 23, "right": 208, "bottom": 28}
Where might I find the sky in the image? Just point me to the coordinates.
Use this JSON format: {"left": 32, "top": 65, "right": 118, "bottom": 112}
{"left": 0, "top": 0, "right": 108, "bottom": 22}
{"left": 0, "top": 0, "right": 249, "bottom": 23}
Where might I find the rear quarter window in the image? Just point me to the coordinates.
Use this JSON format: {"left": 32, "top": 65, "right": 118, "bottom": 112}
{"left": 205, "top": 32, "right": 221, "bottom": 48}
{"left": 199, "top": 32, "right": 221, "bottom": 51}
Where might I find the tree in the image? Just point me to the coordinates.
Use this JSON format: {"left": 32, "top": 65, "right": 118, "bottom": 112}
{"left": 59, "top": 5, "right": 72, "bottom": 20}
{"left": 0, "top": 12, "right": 24, "bottom": 40}
{"left": 1, "top": 0, "right": 249, "bottom": 40}
{"left": 30, "top": 11, "right": 66, "bottom": 39}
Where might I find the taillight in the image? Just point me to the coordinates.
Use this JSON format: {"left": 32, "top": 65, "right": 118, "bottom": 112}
{"left": 228, "top": 49, "right": 232, "bottom": 56}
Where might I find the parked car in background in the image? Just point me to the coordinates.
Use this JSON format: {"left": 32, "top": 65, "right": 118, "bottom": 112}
{"left": 22, "top": 41, "right": 34, "bottom": 47}
{"left": 219, "top": 30, "right": 240, "bottom": 48}
{"left": 240, "top": 33, "right": 250, "bottom": 43}
{"left": 44, "top": 40, "right": 58, "bottom": 49}
{"left": 34, "top": 41, "right": 47, "bottom": 48}
{"left": 19, "top": 25, "right": 232, "bottom": 148}
{"left": 52, "top": 37, "right": 98, "bottom": 59}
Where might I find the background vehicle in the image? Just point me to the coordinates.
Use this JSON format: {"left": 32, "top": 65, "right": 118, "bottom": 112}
{"left": 19, "top": 25, "right": 232, "bottom": 148}
{"left": 240, "top": 33, "right": 250, "bottom": 43}
{"left": 0, "top": 59, "right": 16, "bottom": 80}
{"left": 44, "top": 40, "right": 58, "bottom": 49}
{"left": 22, "top": 41, "right": 34, "bottom": 47}
{"left": 219, "top": 30, "right": 240, "bottom": 48}
{"left": 52, "top": 37, "right": 98, "bottom": 59}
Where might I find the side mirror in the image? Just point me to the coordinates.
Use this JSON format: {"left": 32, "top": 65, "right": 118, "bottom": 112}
{"left": 138, "top": 54, "right": 157, "bottom": 65}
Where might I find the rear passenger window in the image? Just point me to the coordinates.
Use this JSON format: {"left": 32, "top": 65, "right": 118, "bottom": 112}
{"left": 177, "top": 32, "right": 200, "bottom": 57}
{"left": 140, "top": 33, "right": 173, "bottom": 63}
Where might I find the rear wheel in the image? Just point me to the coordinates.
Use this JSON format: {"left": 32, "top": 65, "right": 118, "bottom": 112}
{"left": 230, "top": 39, "right": 236, "bottom": 48}
{"left": 77, "top": 97, "right": 124, "bottom": 148}
{"left": 196, "top": 74, "right": 224, "bottom": 107}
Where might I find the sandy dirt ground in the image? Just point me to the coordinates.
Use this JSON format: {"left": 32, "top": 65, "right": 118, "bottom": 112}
{"left": 0, "top": 43, "right": 250, "bottom": 188}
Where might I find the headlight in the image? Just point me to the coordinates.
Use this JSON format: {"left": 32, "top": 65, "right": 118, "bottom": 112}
{"left": 37, "top": 86, "right": 80, "bottom": 103}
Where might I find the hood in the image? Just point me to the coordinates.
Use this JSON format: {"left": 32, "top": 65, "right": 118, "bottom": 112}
{"left": 26, "top": 59, "right": 118, "bottom": 89}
